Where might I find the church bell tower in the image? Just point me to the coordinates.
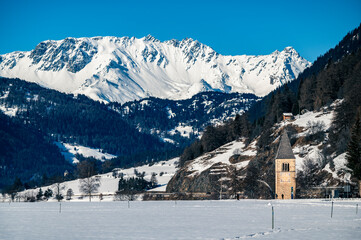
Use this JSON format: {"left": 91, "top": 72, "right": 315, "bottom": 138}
{"left": 275, "top": 130, "right": 296, "bottom": 199}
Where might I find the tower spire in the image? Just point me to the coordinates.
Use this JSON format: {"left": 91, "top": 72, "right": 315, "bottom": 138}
{"left": 275, "top": 130, "right": 295, "bottom": 159}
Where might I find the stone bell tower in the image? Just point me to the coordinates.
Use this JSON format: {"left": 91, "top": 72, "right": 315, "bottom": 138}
{"left": 275, "top": 130, "right": 296, "bottom": 199}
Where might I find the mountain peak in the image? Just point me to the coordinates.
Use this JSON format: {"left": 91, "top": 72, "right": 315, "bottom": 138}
{"left": 0, "top": 36, "right": 311, "bottom": 103}
{"left": 143, "top": 34, "right": 159, "bottom": 42}
{"left": 272, "top": 47, "right": 297, "bottom": 55}
{"left": 282, "top": 46, "right": 298, "bottom": 54}
{"left": 181, "top": 37, "right": 197, "bottom": 44}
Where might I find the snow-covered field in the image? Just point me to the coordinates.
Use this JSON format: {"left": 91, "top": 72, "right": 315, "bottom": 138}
{"left": 0, "top": 199, "right": 360, "bottom": 240}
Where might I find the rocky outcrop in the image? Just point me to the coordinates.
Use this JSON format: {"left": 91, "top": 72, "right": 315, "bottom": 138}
{"left": 166, "top": 140, "right": 253, "bottom": 195}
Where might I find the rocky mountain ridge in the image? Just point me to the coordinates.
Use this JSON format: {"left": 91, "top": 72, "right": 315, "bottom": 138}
{"left": 0, "top": 36, "right": 310, "bottom": 103}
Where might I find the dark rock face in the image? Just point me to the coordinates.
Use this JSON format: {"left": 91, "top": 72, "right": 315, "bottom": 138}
{"left": 30, "top": 41, "right": 54, "bottom": 64}
{"left": 166, "top": 162, "right": 244, "bottom": 194}
{"left": 29, "top": 39, "right": 97, "bottom": 73}
{"left": 175, "top": 38, "right": 219, "bottom": 65}
{"left": 166, "top": 167, "right": 214, "bottom": 193}
{"left": 141, "top": 46, "right": 168, "bottom": 67}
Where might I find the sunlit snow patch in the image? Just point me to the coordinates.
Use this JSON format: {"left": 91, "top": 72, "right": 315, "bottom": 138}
{"left": 168, "top": 123, "right": 195, "bottom": 138}
{"left": 0, "top": 105, "right": 18, "bottom": 117}
{"left": 55, "top": 142, "right": 116, "bottom": 164}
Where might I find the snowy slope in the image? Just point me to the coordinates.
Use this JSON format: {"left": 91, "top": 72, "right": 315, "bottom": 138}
{"left": 13, "top": 158, "right": 178, "bottom": 201}
{"left": 0, "top": 36, "right": 310, "bottom": 103}
{"left": 187, "top": 139, "right": 254, "bottom": 177}
{"left": 54, "top": 142, "right": 117, "bottom": 164}
{"left": 276, "top": 100, "right": 350, "bottom": 184}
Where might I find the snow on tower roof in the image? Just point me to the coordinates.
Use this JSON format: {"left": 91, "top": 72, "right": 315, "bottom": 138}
{"left": 275, "top": 130, "right": 295, "bottom": 159}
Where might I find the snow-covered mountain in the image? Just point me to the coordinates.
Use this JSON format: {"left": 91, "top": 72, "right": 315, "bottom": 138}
{"left": 0, "top": 36, "right": 310, "bottom": 103}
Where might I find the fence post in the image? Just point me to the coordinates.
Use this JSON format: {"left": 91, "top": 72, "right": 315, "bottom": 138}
{"left": 272, "top": 206, "right": 274, "bottom": 229}
{"left": 331, "top": 201, "right": 334, "bottom": 218}
{"left": 357, "top": 204, "right": 358, "bottom": 215}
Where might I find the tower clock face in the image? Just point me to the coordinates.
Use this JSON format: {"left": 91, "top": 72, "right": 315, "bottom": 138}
{"left": 280, "top": 172, "right": 291, "bottom": 182}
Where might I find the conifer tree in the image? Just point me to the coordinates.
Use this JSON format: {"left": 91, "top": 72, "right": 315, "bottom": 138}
{"left": 229, "top": 166, "right": 241, "bottom": 197}
{"left": 150, "top": 172, "right": 158, "bottom": 188}
{"left": 346, "top": 114, "right": 361, "bottom": 180}
{"left": 36, "top": 188, "right": 43, "bottom": 201}
{"left": 44, "top": 188, "right": 53, "bottom": 199}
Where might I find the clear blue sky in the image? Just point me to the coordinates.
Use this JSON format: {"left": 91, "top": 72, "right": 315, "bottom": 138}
{"left": 0, "top": 0, "right": 360, "bottom": 62}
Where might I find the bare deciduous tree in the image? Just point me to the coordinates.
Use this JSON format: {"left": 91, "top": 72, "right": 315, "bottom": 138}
{"left": 79, "top": 176, "right": 101, "bottom": 202}
{"left": 66, "top": 188, "right": 74, "bottom": 200}
{"left": 54, "top": 182, "right": 65, "bottom": 202}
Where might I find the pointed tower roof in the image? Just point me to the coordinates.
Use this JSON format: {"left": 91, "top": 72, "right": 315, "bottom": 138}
{"left": 275, "top": 130, "right": 295, "bottom": 159}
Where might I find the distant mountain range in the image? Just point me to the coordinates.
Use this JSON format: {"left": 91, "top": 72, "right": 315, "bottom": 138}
{"left": 0, "top": 36, "right": 310, "bottom": 103}
{"left": 110, "top": 91, "right": 259, "bottom": 142}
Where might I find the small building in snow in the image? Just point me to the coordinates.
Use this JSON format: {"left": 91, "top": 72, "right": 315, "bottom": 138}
{"left": 283, "top": 113, "right": 293, "bottom": 121}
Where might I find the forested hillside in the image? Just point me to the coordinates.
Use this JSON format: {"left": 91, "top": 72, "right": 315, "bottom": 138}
{"left": 0, "top": 77, "right": 258, "bottom": 190}
{"left": 174, "top": 24, "right": 361, "bottom": 197}
{"left": 0, "top": 77, "right": 171, "bottom": 156}
{"left": 110, "top": 92, "right": 258, "bottom": 146}
{"left": 0, "top": 112, "right": 72, "bottom": 189}
{"left": 0, "top": 78, "right": 177, "bottom": 189}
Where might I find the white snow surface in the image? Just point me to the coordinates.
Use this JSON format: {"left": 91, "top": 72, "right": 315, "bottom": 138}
{"left": 324, "top": 153, "right": 352, "bottom": 182}
{"left": 169, "top": 124, "right": 195, "bottom": 138}
{"left": 0, "top": 105, "right": 18, "bottom": 117}
{"left": 292, "top": 110, "right": 334, "bottom": 129}
{"left": 0, "top": 91, "right": 19, "bottom": 117}
{"left": 54, "top": 142, "right": 116, "bottom": 164}
{"left": 293, "top": 145, "right": 322, "bottom": 171}
{"left": 0, "top": 199, "right": 360, "bottom": 239}
{"left": 0, "top": 36, "right": 311, "bottom": 103}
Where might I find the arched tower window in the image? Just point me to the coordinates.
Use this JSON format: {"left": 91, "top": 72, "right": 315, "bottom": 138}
{"left": 282, "top": 163, "right": 289, "bottom": 172}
